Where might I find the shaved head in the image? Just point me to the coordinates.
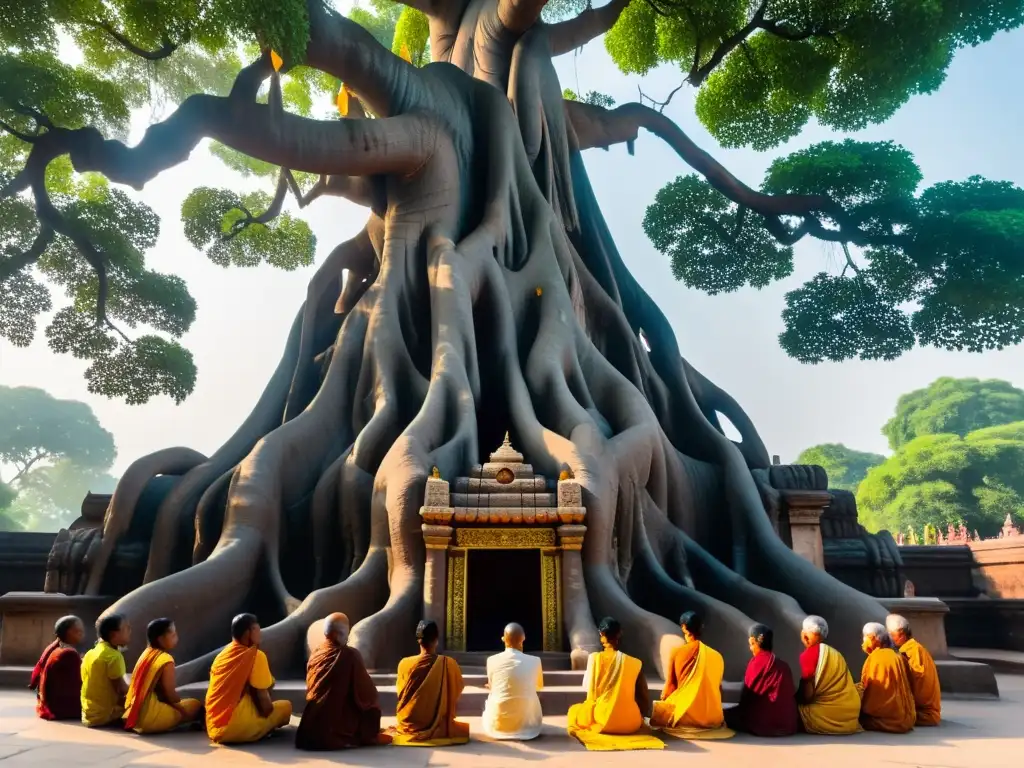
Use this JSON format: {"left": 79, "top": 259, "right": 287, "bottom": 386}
{"left": 503, "top": 622, "right": 525, "bottom": 650}
{"left": 324, "top": 612, "right": 351, "bottom": 645}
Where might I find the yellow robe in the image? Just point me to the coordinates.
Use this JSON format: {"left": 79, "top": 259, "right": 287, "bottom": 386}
{"left": 392, "top": 653, "right": 470, "bottom": 746}
{"left": 798, "top": 643, "right": 863, "bottom": 735}
{"left": 899, "top": 638, "right": 941, "bottom": 726}
{"left": 651, "top": 640, "right": 734, "bottom": 740}
{"left": 123, "top": 648, "right": 202, "bottom": 734}
{"left": 205, "top": 642, "right": 292, "bottom": 744}
{"left": 567, "top": 649, "right": 664, "bottom": 751}
{"left": 859, "top": 647, "right": 916, "bottom": 733}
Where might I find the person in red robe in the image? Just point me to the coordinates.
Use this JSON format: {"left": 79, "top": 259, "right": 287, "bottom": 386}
{"left": 725, "top": 623, "right": 798, "bottom": 737}
{"left": 30, "top": 615, "right": 84, "bottom": 721}
{"left": 295, "top": 613, "right": 391, "bottom": 750}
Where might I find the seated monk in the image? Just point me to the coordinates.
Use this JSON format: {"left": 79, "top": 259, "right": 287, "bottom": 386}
{"left": 206, "top": 614, "right": 292, "bottom": 744}
{"left": 887, "top": 614, "right": 941, "bottom": 726}
{"left": 31, "top": 615, "right": 84, "bottom": 721}
{"left": 858, "top": 622, "right": 916, "bottom": 733}
{"left": 481, "top": 622, "right": 543, "bottom": 740}
{"left": 391, "top": 619, "right": 470, "bottom": 746}
{"left": 295, "top": 613, "right": 391, "bottom": 750}
{"left": 124, "top": 618, "right": 203, "bottom": 734}
{"left": 567, "top": 617, "right": 663, "bottom": 751}
{"left": 651, "top": 611, "right": 734, "bottom": 740}
{"left": 725, "top": 623, "right": 798, "bottom": 737}
{"left": 796, "top": 615, "right": 862, "bottom": 735}
{"left": 81, "top": 614, "right": 131, "bottom": 727}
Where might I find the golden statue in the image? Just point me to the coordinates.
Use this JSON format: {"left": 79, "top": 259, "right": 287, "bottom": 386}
{"left": 558, "top": 463, "right": 575, "bottom": 481}
{"left": 431, "top": 466, "right": 441, "bottom": 479}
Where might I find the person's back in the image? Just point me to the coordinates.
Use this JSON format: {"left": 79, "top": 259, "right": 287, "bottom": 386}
{"left": 31, "top": 615, "right": 84, "bottom": 721}
{"left": 482, "top": 624, "right": 543, "bottom": 740}
{"left": 887, "top": 614, "right": 941, "bottom": 726}
{"left": 391, "top": 619, "right": 469, "bottom": 746}
{"left": 295, "top": 613, "right": 390, "bottom": 750}
{"left": 81, "top": 614, "right": 131, "bottom": 727}
{"left": 796, "top": 616, "right": 861, "bottom": 735}
{"left": 650, "top": 611, "right": 733, "bottom": 739}
{"left": 858, "top": 624, "right": 916, "bottom": 734}
{"left": 725, "top": 624, "right": 798, "bottom": 737}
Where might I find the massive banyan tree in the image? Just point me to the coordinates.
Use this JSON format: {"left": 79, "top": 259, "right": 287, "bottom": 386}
{"left": 5, "top": 0, "right": 915, "bottom": 680}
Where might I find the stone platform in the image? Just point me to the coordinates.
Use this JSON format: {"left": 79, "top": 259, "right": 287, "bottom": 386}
{"left": 1, "top": 676, "right": 1023, "bottom": 768}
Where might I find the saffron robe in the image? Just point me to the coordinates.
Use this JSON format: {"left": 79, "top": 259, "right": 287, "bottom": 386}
{"left": 567, "top": 649, "right": 664, "bottom": 751}
{"left": 859, "top": 647, "right": 916, "bottom": 733}
{"left": 481, "top": 648, "right": 544, "bottom": 740}
{"left": 295, "top": 641, "right": 388, "bottom": 750}
{"left": 123, "top": 648, "right": 202, "bottom": 734}
{"left": 797, "top": 642, "right": 862, "bottom": 735}
{"left": 392, "top": 653, "right": 470, "bottom": 746}
{"left": 651, "top": 640, "right": 734, "bottom": 740}
{"left": 898, "top": 638, "right": 941, "bottom": 726}
{"left": 206, "top": 642, "right": 292, "bottom": 744}
{"left": 30, "top": 640, "right": 81, "bottom": 721}
{"left": 727, "top": 651, "right": 798, "bottom": 737}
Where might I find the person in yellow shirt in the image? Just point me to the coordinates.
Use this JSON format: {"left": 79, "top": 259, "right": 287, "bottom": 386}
{"left": 566, "top": 617, "right": 663, "bottom": 751}
{"left": 205, "top": 613, "right": 292, "bottom": 744}
{"left": 80, "top": 614, "right": 130, "bottom": 727}
{"left": 886, "top": 614, "right": 941, "bottom": 726}
{"left": 650, "top": 611, "right": 734, "bottom": 740}
{"left": 123, "top": 618, "right": 203, "bottom": 734}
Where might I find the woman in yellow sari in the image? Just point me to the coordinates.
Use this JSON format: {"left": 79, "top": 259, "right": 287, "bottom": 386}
{"left": 567, "top": 617, "right": 663, "bottom": 751}
{"left": 123, "top": 619, "right": 202, "bottom": 734}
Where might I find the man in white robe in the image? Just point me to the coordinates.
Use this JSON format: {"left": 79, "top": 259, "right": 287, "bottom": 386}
{"left": 481, "top": 623, "right": 544, "bottom": 740}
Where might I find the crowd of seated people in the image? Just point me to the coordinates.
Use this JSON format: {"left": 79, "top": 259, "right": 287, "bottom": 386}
{"left": 29, "top": 605, "right": 941, "bottom": 751}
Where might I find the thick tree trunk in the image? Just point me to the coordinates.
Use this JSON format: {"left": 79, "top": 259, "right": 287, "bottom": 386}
{"left": 92, "top": 0, "right": 886, "bottom": 682}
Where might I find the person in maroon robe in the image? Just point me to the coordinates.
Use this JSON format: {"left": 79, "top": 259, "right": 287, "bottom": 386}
{"left": 725, "top": 623, "right": 798, "bottom": 737}
{"left": 295, "top": 613, "right": 391, "bottom": 750}
{"left": 30, "top": 615, "right": 85, "bottom": 721}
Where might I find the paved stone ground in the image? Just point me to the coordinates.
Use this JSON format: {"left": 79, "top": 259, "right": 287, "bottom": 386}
{"left": 1, "top": 676, "right": 1021, "bottom": 768}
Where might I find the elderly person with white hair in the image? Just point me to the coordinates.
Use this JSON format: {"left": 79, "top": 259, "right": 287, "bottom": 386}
{"left": 795, "top": 615, "right": 862, "bottom": 734}
{"left": 886, "top": 614, "right": 941, "bottom": 725}
{"left": 857, "top": 621, "right": 916, "bottom": 733}
{"left": 295, "top": 613, "right": 391, "bottom": 750}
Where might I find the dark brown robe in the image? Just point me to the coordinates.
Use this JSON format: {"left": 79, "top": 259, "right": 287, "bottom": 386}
{"left": 295, "top": 641, "right": 384, "bottom": 750}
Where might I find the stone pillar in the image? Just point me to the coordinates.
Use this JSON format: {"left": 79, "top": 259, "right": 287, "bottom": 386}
{"left": 419, "top": 472, "right": 453, "bottom": 650}
{"left": 781, "top": 489, "right": 830, "bottom": 569}
{"left": 879, "top": 597, "right": 951, "bottom": 659}
{"left": 558, "top": 524, "right": 595, "bottom": 671}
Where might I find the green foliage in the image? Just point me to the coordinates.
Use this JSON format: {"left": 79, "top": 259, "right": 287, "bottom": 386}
{"left": 563, "top": 89, "right": 616, "bottom": 108}
{"left": 349, "top": 0, "right": 404, "bottom": 49}
{"left": 856, "top": 423, "right": 1024, "bottom": 537}
{"left": 392, "top": 7, "right": 430, "bottom": 66}
{"left": 4, "top": 459, "right": 117, "bottom": 532}
{"left": 643, "top": 174, "right": 794, "bottom": 293}
{"left": 882, "top": 377, "right": 1024, "bottom": 451}
{"left": 795, "top": 443, "right": 885, "bottom": 493}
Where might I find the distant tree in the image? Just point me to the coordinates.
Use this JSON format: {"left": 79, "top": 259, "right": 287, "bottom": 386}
{"left": 882, "top": 377, "right": 1024, "bottom": 451}
{"left": 856, "top": 422, "right": 1024, "bottom": 537}
{"left": 795, "top": 443, "right": 885, "bottom": 493}
{"left": 0, "top": 386, "right": 116, "bottom": 531}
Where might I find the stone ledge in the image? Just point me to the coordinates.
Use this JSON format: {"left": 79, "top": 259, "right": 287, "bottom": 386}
{"left": 935, "top": 659, "right": 999, "bottom": 698}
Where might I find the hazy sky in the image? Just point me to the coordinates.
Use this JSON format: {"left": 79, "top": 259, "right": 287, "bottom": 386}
{"left": 2, "top": 12, "right": 1022, "bottom": 476}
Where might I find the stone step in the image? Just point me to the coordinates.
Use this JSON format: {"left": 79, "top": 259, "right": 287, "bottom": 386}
{"left": 448, "top": 651, "right": 572, "bottom": 669}
{"left": 368, "top": 669, "right": 583, "bottom": 687}
{"left": 450, "top": 492, "right": 557, "bottom": 508}
{"left": 0, "top": 665, "right": 31, "bottom": 688}
{"left": 453, "top": 477, "right": 549, "bottom": 493}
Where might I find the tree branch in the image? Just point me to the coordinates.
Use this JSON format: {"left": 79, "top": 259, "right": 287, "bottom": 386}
{"left": 548, "top": 0, "right": 631, "bottom": 56}
{"left": 0, "top": 225, "right": 54, "bottom": 283}
{"left": 87, "top": 20, "right": 182, "bottom": 60}
{"left": 0, "top": 119, "right": 37, "bottom": 143}
{"left": 689, "top": 0, "right": 767, "bottom": 86}
{"left": 498, "top": 0, "right": 550, "bottom": 34}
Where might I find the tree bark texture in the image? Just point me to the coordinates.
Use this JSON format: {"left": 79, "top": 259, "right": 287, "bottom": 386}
{"left": 85, "top": 0, "right": 886, "bottom": 682}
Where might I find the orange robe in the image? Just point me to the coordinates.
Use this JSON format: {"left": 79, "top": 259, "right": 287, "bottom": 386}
{"left": 899, "top": 638, "right": 941, "bottom": 726}
{"left": 205, "top": 642, "right": 292, "bottom": 744}
{"left": 392, "top": 653, "right": 469, "bottom": 747}
{"left": 651, "top": 640, "right": 734, "bottom": 740}
{"left": 859, "top": 647, "right": 916, "bottom": 733}
{"left": 124, "top": 648, "right": 202, "bottom": 734}
{"left": 567, "top": 649, "right": 664, "bottom": 751}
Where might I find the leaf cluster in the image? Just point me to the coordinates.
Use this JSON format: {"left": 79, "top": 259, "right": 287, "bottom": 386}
{"left": 794, "top": 443, "right": 885, "bottom": 493}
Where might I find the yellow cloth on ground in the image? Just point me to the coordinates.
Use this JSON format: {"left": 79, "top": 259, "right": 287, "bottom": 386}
{"left": 567, "top": 649, "right": 664, "bottom": 751}
{"left": 392, "top": 654, "right": 470, "bottom": 747}
{"left": 651, "top": 640, "right": 734, "bottom": 740}
{"left": 206, "top": 643, "right": 292, "bottom": 744}
{"left": 899, "top": 638, "right": 941, "bottom": 726}
{"left": 798, "top": 643, "right": 863, "bottom": 735}
{"left": 859, "top": 647, "right": 916, "bottom": 733}
{"left": 80, "top": 641, "right": 126, "bottom": 727}
{"left": 124, "top": 648, "right": 202, "bottom": 734}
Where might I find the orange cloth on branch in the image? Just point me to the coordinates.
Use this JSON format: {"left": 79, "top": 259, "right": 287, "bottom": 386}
{"left": 859, "top": 647, "right": 916, "bottom": 733}
{"left": 899, "top": 638, "right": 941, "bottom": 726}
{"left": 391, "top": 654, "right": 469, "bottom": 747}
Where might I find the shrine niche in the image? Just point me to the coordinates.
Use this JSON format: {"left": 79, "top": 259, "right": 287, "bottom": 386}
{"left": 419, "top": 435, "right": 591, "bottom": 660}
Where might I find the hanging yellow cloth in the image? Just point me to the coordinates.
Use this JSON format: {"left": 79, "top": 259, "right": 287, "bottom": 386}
{"left": 270, "top": 50, "right": 283, "bottom": 71}
{"left": 336, "top": 84, "right": 350, "bottom": 117}
{"left": 399, "top": 43, "right": 412, "bottom": 63}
